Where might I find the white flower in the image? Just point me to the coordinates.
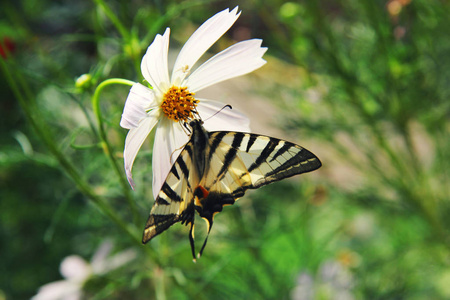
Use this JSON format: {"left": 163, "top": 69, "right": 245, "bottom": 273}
{"left": 291, "top": 260, "right": 355, "bottom": 300}
{"left": 120, "top": 7, "right": 267, "bottom": 199}
{"left": 32, "top": 241, "right": 137, "bottom": 300}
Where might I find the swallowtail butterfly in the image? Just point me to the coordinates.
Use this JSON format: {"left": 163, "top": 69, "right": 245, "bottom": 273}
{"left": 143, "top": 119, "right": 321, "bottom": 260}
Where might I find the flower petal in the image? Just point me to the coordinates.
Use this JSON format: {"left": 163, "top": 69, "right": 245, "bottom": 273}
{"left": 196, "top": 99, "right": 250, "bottom": 132}
{"left": 124, "top": 111, "right": 160, "bottom": 188}
{"left": 90, "top": 240, "right": 113, "bottom": 273}
{"left": 152, "top": 118, "right": 189, "bottom": 199}
{"left": 120, "top": 83, "right": 158, "bottom": 129}
{"left": 171, "top": 7, "right": 241, "bottom": 85}
{"left": 31, "top": 280, "right": 81, "bottom": 300}
{"left": 60, "top": 255, "right": 90, "bottom": 282}
{"left": 141, "top": 28, "right": 170, "bottom": 95}
{"left": 101, "top": 248, "right": 137, "bottom": 274}
{"left": 186, "top": 39, "right": 267, "bottom": 92}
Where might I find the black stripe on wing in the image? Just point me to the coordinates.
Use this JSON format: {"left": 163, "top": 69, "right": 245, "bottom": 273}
{"left": 143, "top": 214, "right": 181, "bottom": 243}
{"left": 208, "top": 131, "right": 227, "bottom": 162}
{"left": 177, "top": 150, "right": 190, "bottom": 186}
{"left": 245, "top": 134, "right": 257, "bottom": 152}
{"left": 247, "top": 137, "right": 279, "bottom": 173}
{"left": 270, "top": 142, "right": 292, "bottom": 162}
{"left": 161, "top": 182, "right": 183, "bottom": 202}
{"left": 253, "top": 146, "right": 321, "bottom": 188}
{"left": 216, "top": 132, "right": 244, "bottom": 178}
{"left": 266, "top": 146, "right": 321, "bottom": 178}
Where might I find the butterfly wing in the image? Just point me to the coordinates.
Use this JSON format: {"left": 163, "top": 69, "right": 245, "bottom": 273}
{"left": 141, "top": 120, "right": 321, "bottom": 260}
{"left": 202, "top": 131, "right": 321, "bottom": 196}
{"left": 142, "top": 141, "right": 199, "bottom": 244}
{"left": 192, "top": 131, "right": 321, "bottom": 256}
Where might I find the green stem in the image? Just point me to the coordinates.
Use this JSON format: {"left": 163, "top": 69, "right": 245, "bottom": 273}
{"left": 91, "top": 78, "right": 139, "bottom": 225}
{"left": 93, "top": 0, "right": 130, "bottom": 41}
{"left": 0, "top": 60, "right": 140, "bottom": 247}
{"left": 154, "top": 267, "right": 167, "bottom": 300}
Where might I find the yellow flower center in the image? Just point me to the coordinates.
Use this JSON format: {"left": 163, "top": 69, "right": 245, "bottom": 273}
{"left": 160, "top": 86, "right": 199, "bottom": 122}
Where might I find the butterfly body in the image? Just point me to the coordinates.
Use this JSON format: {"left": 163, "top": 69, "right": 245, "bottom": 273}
{"left": 143, "top": 119, "right": 321, "bottom": 260}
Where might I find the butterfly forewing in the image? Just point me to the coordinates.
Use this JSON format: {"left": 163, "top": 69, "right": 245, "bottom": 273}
{"left": 142, "top": 143, "right": 198, "bottom": 243}
{"left": 203, "top": 131, "right": 321, "bottom": 193}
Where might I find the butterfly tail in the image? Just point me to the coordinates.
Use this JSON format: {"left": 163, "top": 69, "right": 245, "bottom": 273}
{"left": 188, "top": 222, "right": 197, "bottom": 262}
{"left": 198, "top": 218, "right": 213, "bottom": 258}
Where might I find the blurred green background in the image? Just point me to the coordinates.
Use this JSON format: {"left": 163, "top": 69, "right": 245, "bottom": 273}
{"left": 1, "top": 0, "right": 449, "bottom": 299}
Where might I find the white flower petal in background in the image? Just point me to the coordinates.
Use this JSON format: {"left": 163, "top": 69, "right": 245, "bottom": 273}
{"left": 90, "top": 240, "right": 113, "bottom": 273}
{"left": 59, "top": 256, "right": 91, "bottom": 282}
{"left": 98, "top": 248, "right": 137, "bottom": 274}
{"left": 31, "top": 281, "right": 82, "bottom": 300}
{"left": 91, "top": 240, "right": 137, "bottom": 275}
{"left": 291, "top": 273, "right": 314, "bottom": 300}
{"left": 32, "top": 241, "right": 137, "bottom": 300}
{"left": 291, "top": 260, "right": 355, "bottom": 300}
{"left": 120, "top": 7, "right": 267, "bottom": 198}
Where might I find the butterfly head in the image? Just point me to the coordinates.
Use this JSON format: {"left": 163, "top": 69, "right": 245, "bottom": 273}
{"left": 188, "top": 119, "right": 204, "bottom": 128}
{"left": 185, "top": 104, "right": 234, "bottom": 133}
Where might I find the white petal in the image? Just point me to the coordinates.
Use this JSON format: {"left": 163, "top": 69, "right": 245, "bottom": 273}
{"left": 141, "top": 28, "right": 170, "bottom": 95}
{"left": 90, "top": 240, "right": 113, "bottom": 273}
{"left": 187, "top": 39, "right": 267, "bottom": 92}
{"left": 60, "top": 255, "right": 90, "bottom": 282}
{"left": 120, "top": 83, "right": 158, "bottom": 129}
{"left": 100, "top": 249, "right": 137, "bottom": 274}
{"left": 171, "top": 7, "right": 241, "bottom": 85}
{"left": 152, "top": 118, "right": 189, "bottom": 199}
{"left": 124, "top": 111, "right": 160, "bottom": 188}
{"left": 196, "top": 99, "right": 250, "bottom": 132}
{"left": 31, "top": 281, "right": 82, "bottom": 300}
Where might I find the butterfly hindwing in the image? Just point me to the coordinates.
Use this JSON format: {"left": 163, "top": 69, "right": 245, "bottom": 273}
{"left": 142, "top": 120, "right": 321, "bottom": 259}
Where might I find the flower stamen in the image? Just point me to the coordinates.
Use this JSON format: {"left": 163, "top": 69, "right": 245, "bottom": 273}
{"left": 160, "top": 86, "right": 199, "bottom": 122}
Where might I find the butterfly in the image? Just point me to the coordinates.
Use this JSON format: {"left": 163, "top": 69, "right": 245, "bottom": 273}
{"left": 142, "top": 119, "right": 321, "bottom": 261}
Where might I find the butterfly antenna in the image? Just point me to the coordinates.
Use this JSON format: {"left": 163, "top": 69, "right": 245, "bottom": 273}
{"left": 188, "top": 222, "right": 197, "bottom": 263}
{"left": 203, "top": 105, "right": 233, "bottom": 122}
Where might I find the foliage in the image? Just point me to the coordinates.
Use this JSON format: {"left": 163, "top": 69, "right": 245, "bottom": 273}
{"left": 1, "top": 0, "right": 449, "bottom": 299}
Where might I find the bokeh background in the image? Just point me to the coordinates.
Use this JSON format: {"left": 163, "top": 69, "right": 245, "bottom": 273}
{"left": 1, "top": 0, "right": 449, "bottom": 299}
